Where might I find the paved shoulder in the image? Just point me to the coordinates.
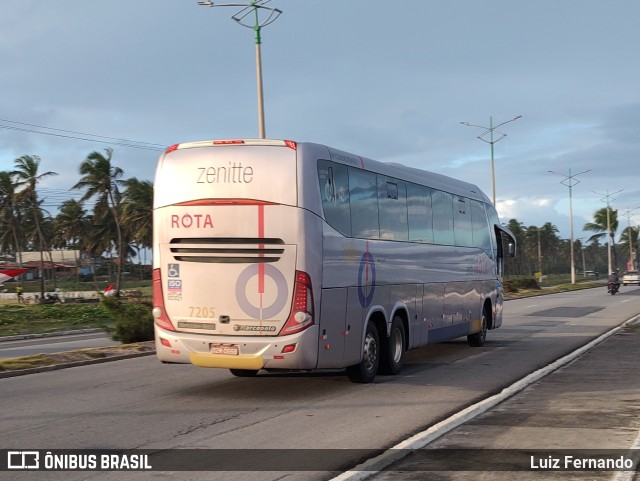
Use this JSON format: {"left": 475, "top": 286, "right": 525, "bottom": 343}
{"left": 371, "top": 325, "right": 640, "bottom": 479}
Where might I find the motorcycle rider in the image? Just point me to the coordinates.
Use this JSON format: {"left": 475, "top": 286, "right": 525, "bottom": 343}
{"left": 608, "top": 271, "right": 620, "bottom": 292}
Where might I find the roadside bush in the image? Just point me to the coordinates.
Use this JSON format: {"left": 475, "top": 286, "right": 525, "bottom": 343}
{"left": 504, "top": 277, "right": 541, "bottom": 293}
{"left": 100, "top": 296, "right": 154, "bottom": 343}
{"left": 0, "top": 303, "right": 113, "bottom": 336}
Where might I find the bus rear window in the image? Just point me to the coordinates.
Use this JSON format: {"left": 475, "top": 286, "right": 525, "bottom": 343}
{"left": 318, "top": 160, "right": 351, "bottom": 236}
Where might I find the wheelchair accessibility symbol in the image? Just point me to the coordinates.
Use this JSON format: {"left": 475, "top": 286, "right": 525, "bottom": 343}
{"left": 235, "top": 264, "right": 288, "bottom": 320}
{"left": 358, "top": 246, "right": 376, "bottom": 308}
{"left": 168, "top": 264, "right": 180, "bottom": 278}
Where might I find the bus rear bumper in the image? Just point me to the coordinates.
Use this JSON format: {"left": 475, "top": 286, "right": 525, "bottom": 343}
{"left": 189, "top": 352, "right": 264, "bottom": 370}
{"left": 154, "top": 324, "right": 319, "bottom": 371}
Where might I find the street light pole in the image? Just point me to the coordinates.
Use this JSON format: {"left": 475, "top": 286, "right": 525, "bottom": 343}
{"left": 576, "top": 237, "right": 587, "bottom": 278}
{"left": 593, "top": 190, "right": 622, "bottom": 275}
{"left": 550, "top": 168, "right": 591, "bottom": 284}
{"left": 460, "top": 115, "right": 522, "bottom": 205}
{"left": 198, "top": 0, "right": 282, "bottom": 139}
{"left": 621, "top": 207, "right": 639, "bottom": 271}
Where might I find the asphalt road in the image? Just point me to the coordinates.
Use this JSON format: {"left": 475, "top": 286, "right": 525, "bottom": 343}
{"left": 1, "top": 286, "right": 639, "bottom": 481}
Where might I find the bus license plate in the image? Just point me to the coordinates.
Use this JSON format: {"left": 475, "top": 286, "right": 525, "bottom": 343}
{"left": 210, "top": 344, "right": 239, "bottom": 356}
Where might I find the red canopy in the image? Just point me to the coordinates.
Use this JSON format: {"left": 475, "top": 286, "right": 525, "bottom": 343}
{"left": 0, "top": 268, "right": 28, "bottom": 283}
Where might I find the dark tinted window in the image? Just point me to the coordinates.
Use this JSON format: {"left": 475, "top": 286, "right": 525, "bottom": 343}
{"left": 432, "top": 190, "right": 455, "bottom": 245}
{"left": 471, "top": 200, "right": 492, "bottom": 255}
{"left": 317, "top": 160, "right": 351, "bottom": 236}
{"left": 349, "top": 168, "right": 379, "bottom": 239}
{"left": 407, "top": 183, "right": 434, "bottom": 243}
{"left": 486, "top": 204, "right": 500, "bottom": 259}
{"left": 378, "top": 176, "right": 408, "bottom": 241}
{"left": 454, "top": 196, "right": 473, "bottom": 247}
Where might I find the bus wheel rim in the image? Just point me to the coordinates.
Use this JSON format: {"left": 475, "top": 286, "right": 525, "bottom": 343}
{"left": 392, "top": 327, "right": 403, "bottom": 363}
{"left": 363, "top": 333, "right": 377, "bottom": 372}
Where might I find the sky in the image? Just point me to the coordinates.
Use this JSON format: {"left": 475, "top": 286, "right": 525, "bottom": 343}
{"left": 1, "top": 0, "right": 640, "bottom": 242}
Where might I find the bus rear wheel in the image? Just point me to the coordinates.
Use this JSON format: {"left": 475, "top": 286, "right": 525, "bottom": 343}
{"left": 379, "top": 316, "right": 405, "bottom": 375}
{"left": 346, "top": 322, "right": 379, "bottom": 383}
{"left": 230, "top": 369, "right": 259, "bottom": 377}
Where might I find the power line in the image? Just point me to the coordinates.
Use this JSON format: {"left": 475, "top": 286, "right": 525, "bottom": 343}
{"left": 0, "top": 118, "right": 166, "bottom": 151}
{"left": 0, "top": 118, "right": 161, "bottom": 213}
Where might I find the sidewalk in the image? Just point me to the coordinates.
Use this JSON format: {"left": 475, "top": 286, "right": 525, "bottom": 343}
{"left": 369, "top": 324, "right": 640, "bottom": 480}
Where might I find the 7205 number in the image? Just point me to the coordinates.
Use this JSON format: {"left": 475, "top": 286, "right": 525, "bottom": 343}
{"left": 189, "top": 306, "right": 216, "bottom": 318}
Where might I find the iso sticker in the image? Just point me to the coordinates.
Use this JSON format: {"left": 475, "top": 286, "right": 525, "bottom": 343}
{"left": 167, "top": 278, "right": 182, "bottom": 301}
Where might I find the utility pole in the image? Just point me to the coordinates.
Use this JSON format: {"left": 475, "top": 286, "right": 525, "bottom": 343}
{"left": 594, "top": 190, "right": 622, "bottom": 275}
{"left": 550, "top": 168, "right": 591, "bottom": 284}
{"left": 460, "top": 115, "right": 522, "bottom": 205}
{"left": 621, "top": 207, "right": 639, "bottom": 271}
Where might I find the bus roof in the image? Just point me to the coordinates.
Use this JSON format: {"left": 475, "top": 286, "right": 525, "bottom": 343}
{"left": 299, "top": 142, "right": 492, "bottom": 204}
{"left": 161, "top": 139, "right": 492, "bottom": 205}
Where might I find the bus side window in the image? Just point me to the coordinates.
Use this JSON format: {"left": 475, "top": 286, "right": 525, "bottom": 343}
{"left": 317, "top": 160, "right": 351, "bottom": 236}
{"left": 432, "top": 190, "right": 455, "bottom": 246}
{"left": 470, "top": 199, "right": 493, "bottom": 257}
{"left": 486, "top": 204, "right": 501, "bottom": 261}
{"left": 349, "top": 168, "right": 380, "bottom": 239}
{"left": 378, "top": 176, "right": 408, "bottom": 241}
{"left": 407, "top": 183, "right": 434, "bottom": 243}
{"left": 453, "top": 196, "right": 473, "bottom": 247}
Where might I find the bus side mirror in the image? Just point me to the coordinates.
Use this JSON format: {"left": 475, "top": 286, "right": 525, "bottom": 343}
{"left": 508, "top": 241, "right": 516, "bottom": 257}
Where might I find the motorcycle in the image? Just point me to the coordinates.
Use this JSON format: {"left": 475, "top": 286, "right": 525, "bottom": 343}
{"left": 39, "top": 292, "right": 63, "bottom": 304}
{"left": 607, "top": 282, "right": 619, "bottom": 295}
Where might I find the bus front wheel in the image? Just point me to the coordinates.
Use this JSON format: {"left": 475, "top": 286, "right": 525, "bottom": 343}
{"left": 346, "top": 322, "right": 380, "bottom": 383}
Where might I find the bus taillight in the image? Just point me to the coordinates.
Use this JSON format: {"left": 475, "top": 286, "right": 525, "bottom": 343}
{"left": 280, "top": 271, "right": 314, "bottom": 335}
{"left": 152, "top": 268, "right": 176, "bottom": 332}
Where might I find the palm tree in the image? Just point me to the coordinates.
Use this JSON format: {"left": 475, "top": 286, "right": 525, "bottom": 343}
{"left": 522, "top": 222, "right": 562, "bottom": 275}
{"left": 12, "top": 155, "right": 58, "bottom": 297}
{"left": 619, "top": 225, "right": 639, "bottom": 270}
{"left": 55, "top": 199, "right": 89, "bottom": 283}
{"left": 0, "top": 171, "right": 25, "bottom": 265}
{"left": 584, "top": 207, "right": 619, "bottom": 272}
{"left": 584, "top": 207, "right": 618, "bottom": 244}
{"left": 73, "top": 148, "right": 125, "bottom": 292}
{"left": 55, "top": 199, "right": 87, "bottom": 247}
{"left": 121, "top": 178, "right": 153, "bottom": 279}
{"left": 121, "top": 178, "right": 153, "bottom": 248}
{"left": 83, "top": 215, "right": 110, "bottom": 291}
{"left": 505, "top": 219, "right": 526, "bottom": 275}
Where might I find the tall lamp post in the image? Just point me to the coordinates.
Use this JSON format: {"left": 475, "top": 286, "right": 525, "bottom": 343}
{"left": 550, "top": 168, "right": 591, "bottom": 284}
{"left": 621, "top": 207, "right": 639, "bottom": 271}
{"left": 460, "top": 115, "right": 522, "bottom": 205}
{"left": 198, "top": 0, "right": 282, "bottom": 139}
{"left": 576, "top": 237, "right": 587, "bottom": 278}
{"left": 593, "top": 189, "right": 622, "bottom": 275}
